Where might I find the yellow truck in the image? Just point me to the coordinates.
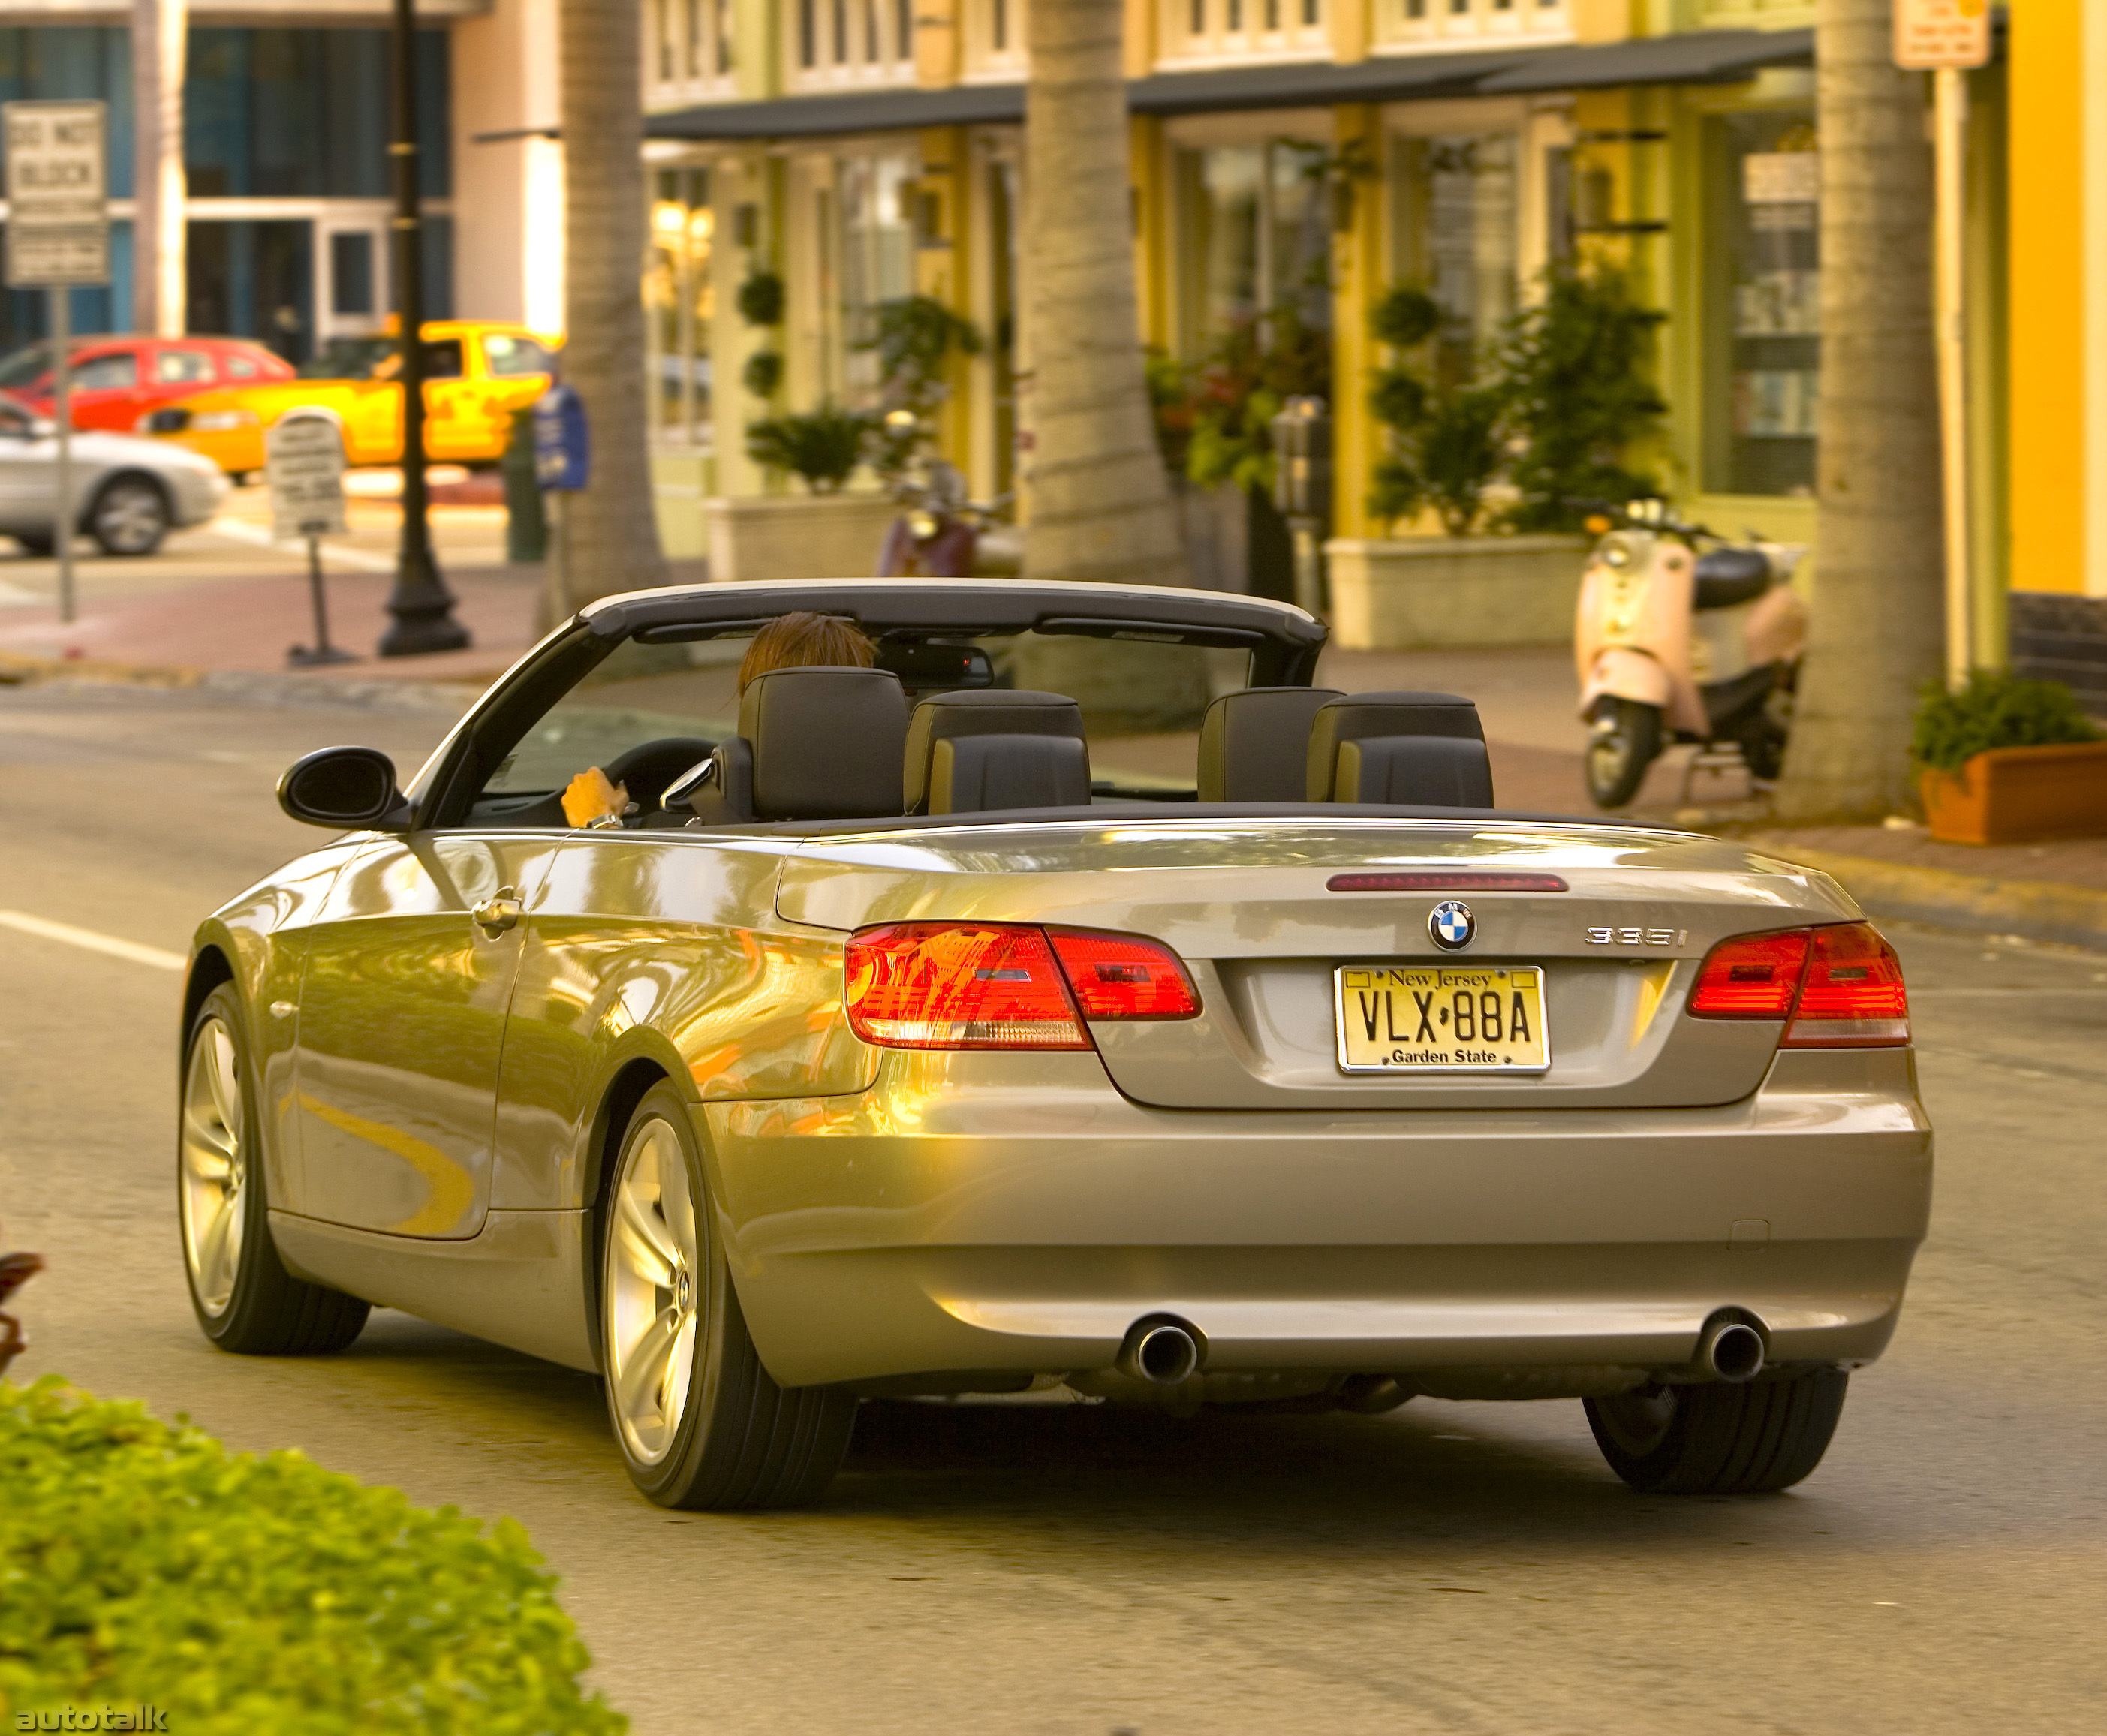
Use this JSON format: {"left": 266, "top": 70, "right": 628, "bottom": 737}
{"left": 142, "top": 321, "right": 560, "bottom": 475}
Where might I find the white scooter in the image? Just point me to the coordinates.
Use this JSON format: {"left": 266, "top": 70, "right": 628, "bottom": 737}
{"left": 1574, "top": 498, "right": 1808, "bottom": 809}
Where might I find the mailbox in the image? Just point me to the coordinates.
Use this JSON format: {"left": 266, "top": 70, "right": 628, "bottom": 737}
{"left": 1270, "top": 395, "right": 1332, "bottom": 525}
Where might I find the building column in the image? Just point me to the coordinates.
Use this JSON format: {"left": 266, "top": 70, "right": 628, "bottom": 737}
{"left": 1329, "top": 103, "right": 1380, "bottom": 541}
{"left": 130, "top": 0, "right": 186, "bottom": 337}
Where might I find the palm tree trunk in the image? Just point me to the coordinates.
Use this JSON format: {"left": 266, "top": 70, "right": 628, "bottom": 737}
{"left": 1021, "top": 0, "right": 1189, "bottom": 591}
{"left": 130, "top": 0, "right": 186, "bottom": 337}
{"left": 555, "top": 0, "right": 668, "bottom": 612}
{"left": 1773, "top": 0, "right": 1943, "bottom": 820}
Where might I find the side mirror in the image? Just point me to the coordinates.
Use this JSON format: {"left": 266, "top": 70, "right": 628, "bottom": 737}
{"left": 277, "top": 745, "right": 412, "bottom": 831}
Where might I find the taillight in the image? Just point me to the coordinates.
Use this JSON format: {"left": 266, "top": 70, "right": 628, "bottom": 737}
{"left": 845, "top": 924, "right": 1087, "bottom": 1049}
{"left": 1785, "top": 922, "right": 1908, "bottom": 1047}
{"left": 1046, "top": 928, "right": 1201, "bottom": 1020}
{"left": 1687, "top": 922, "right": 1907, "bottom": 1047}
{"left": 844, "top": 922, "right": 1202, "bottom": 1049}
{"left": 1688, "top": 929, "right": 1811, "bottom": 1018}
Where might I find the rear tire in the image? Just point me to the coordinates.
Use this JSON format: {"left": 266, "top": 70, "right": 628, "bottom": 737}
{"left": 599, "top": 1082, "right": 856, "bottom": 1509}
{"left": 1585, "top": 1370, "right": 1849, "bottom": 1494}
{"left": 89, "top": 476, "right": 170, "bottom": 556}
{"left": 1585, "top": 698, "right": 1662, "bottom": 809}
{"left": 179, "top": 985, "right": 370, "bottom": 1354}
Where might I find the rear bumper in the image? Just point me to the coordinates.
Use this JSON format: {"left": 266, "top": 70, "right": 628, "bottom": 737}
{"left": 701, "top": 1047, "right": 1931, "bottom": 1389}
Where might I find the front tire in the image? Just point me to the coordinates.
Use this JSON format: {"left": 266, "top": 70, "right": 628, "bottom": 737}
{"left": 89, "top": 476, "right": 171, "bottom": 556}
{"left": 1584, "top": 698, "right": 1663, "bottom": 809}
{"left": 179, "top": 985, "right": 369, "bottom": 1353}
{"left": 599, "top": 1082, "right": 856, "bottom": 1509}
{"left": 1585, "top": 1370, "right": 1849, "bottom": 1494}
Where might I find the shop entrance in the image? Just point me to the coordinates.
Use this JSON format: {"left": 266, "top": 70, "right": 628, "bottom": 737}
{"left": 186, "top": 220, "right": 315, "bottom": 365}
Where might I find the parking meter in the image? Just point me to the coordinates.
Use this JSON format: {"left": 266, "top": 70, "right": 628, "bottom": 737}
{"left": 1269, "top": 396, "right": 1331, "bottom": 615}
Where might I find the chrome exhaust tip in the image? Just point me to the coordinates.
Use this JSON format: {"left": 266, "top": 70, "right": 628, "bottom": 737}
{"left": 1118, "top": 1317, "right": 1203, "bottom": 1385}
{"left": 1699, "top": 1316, "right": 1767, "bottom": 1384}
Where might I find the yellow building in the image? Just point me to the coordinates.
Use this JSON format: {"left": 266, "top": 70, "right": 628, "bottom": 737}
{"left": 639, "top": 1, "right": 2013, "bottom": 657}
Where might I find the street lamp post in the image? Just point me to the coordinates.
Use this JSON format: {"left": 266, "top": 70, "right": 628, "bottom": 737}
{"left": 378, "top": 0, "right": 468, "bottom": 657}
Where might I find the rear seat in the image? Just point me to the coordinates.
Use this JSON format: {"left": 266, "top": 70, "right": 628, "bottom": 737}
{"left": 905, "top": 690, "right": 1092, "bottom": 814}
{"left": 1197, "top": 687, "right": 1344, "bottom": 801}
{"left": 1305, "top": 691, "right": 1494, "bottom": 808}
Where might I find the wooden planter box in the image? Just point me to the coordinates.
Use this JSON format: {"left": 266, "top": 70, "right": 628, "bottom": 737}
{"left": 1920, "top": 741, "right": 2107, "bottom": 844}
{"left": 1322, "top": 534, "right": 1591, "bottom": 649}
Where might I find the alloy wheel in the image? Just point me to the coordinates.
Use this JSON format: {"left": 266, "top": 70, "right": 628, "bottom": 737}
{"left": 93, "top": 481, "right": 168, "bottom": 555}
{"left": 604, "top": 1116, "right": 700, "bottom": 1467}
{"left": 179, "top": 1018, "right": 247, "bottom": 1316}
{"left": 1590, "top": 1383, "right": 1678, "bottom": 1458}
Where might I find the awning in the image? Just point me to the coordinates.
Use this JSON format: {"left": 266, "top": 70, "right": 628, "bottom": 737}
{"left": 635, "top": 29, "right": 1822, "bottom": 146}
{"left": 1475, "top": 27, "right": 1814, "bottom": 95}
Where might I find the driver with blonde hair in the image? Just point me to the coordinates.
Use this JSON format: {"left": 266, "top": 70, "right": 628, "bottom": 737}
{"left": 561, "top": 611, "right": 879, "bottom": 826}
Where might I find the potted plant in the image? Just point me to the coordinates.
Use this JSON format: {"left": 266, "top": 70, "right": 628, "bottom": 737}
{"left": 1912, "top": 670, "right": 2107, "bottom": 844}
{"left": 1326, "top": 269, "right": 1663, "bottom": 651}
{"left": 709, "top": 403, "right": 894, "bottom": 582}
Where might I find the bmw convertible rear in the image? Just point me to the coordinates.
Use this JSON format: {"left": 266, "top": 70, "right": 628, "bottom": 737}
{"left": 709, "top": 816, "right": 1931, "bottom": 1412}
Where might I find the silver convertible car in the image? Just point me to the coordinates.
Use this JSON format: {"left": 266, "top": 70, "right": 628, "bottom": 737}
{"left": 177, "top": 579, "right": 1931, "bottom": 1509}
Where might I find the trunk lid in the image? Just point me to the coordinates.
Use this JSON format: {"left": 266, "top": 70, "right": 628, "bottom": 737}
{"left": 774, "top": 817, "right": 1859, "bottom": 1110}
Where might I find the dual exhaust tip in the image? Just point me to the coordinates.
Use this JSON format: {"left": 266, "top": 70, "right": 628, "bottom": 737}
{"left": 1114, "top": 1311, "right": 1765, "bottom": 1389}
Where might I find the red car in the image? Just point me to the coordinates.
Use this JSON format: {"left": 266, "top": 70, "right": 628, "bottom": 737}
{"left": 0, "top": 335, "right": 294, "bottom": 434}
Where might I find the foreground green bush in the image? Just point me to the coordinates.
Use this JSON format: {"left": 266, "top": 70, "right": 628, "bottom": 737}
{"left": 1911, "top": 669, "right": 2101, "bottom": 775}
{"left": 0, "top": 1378, "right": 625, "bottom": 1734}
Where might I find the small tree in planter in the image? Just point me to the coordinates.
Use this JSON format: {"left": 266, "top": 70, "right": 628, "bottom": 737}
{"left": 1911, "top": 671, "right": 2107, "bottom": 843}
{"left": 1366, "top": 286, "right": 1510, "bottom": 537}
{"left": 745, "top": 403, "right": 875, "bottom": 494}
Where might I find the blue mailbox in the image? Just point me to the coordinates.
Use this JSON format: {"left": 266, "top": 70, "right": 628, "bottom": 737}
{"left": 533, "top": 384, "right": 590, "bottom": 492}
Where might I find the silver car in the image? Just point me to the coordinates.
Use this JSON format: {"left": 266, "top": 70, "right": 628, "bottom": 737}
{"left": 0, "top": 390, "right": 227, "bottom": 556}
{"left": 176, "top": 580, "right": 1931, "bottom": 1509}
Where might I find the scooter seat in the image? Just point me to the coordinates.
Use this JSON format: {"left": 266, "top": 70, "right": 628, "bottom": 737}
{"left": 1693, "top": 549, "right": 1771, "bottom": 610}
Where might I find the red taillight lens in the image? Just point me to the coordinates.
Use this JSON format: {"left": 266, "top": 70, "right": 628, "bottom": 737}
{"left": 1687, "top": 921, "right": 1908, "bottom": 1047}
{"left": 1785, "top": 922, "right": 1908, "bottom": 1047}
{"left": 1688, "top": 928, "right": 1812, "bottom": 1018}
{"left": 844, "top": 923, "right": 1087, "bottom": 1049}
{"left": 1047, "top": 928, "right": 1201, "bottom": 1020}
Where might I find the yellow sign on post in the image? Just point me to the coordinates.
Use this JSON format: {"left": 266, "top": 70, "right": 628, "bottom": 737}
{"left": 1894, "top": 0, "right": 1991, "bottom": 72}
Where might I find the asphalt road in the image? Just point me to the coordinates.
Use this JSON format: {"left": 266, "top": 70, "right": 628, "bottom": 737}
{"left": 2, "top": 681, "right": 2102, "bottom": 1736}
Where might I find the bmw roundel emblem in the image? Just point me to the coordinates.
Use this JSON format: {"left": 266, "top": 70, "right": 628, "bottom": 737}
{"left": 1428, "top": 900, "right": 1476, "bottom": 951}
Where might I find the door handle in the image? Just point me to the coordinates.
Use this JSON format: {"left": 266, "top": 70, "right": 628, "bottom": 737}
{"left": 471, "top": 888, "right": 522, "bottom": 936}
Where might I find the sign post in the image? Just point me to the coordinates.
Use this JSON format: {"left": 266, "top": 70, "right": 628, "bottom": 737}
{"left": 3, "top": 99, "right": 110, "bottom": 628}
{"left": 532, "top": 384, "right": 590, "bottom": 627}
{"left": 268, "top": 414, "right": 355, "bottom": 667}
{"left": 1895, "top": 0, "right": 1993, "bottom": 685}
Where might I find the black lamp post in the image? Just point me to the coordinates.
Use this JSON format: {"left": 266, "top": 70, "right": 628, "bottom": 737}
{"left": 378, "top": 0, "right": 469, "bottom": 657}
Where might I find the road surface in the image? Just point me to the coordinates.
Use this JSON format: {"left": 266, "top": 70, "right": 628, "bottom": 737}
{"left": 2, "top": 680, "right": 2100, "bottom": 1734}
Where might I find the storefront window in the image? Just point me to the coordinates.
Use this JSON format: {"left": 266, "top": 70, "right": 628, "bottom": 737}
{"left": 837, "top": 152, "right": 914, "bottom": 405}
{"left": 1174, "top": 139, "right": 1329, "bottom": 357}
{"left": 1702, "top": 111, "right": 1819, "bottom": 498}
{"left": 1392, "top": 131, "right": 1517, "bottom": 385}
{"left": 648, "top": 167, "right": 712, "bottom": 447}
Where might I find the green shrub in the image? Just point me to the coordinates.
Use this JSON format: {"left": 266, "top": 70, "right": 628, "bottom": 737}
{"left": 740, "top": 350, "right": 784, "bottom": 399}
{"left": 745, "top": 402, "right": 873, "bottom": 492}
{"left": 1911, "top": 669, "right": 2102, "bottom": 775}
{"left": 0, "top": 1377, "right": 625, "bottom": 1735}
{"left": 735, "top": 271, "right": 784, "bottom": 327}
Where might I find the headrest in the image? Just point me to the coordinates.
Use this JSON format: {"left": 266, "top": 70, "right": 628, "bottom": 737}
{"left": 904, "top": 690, "right": 1087, "bottom": 814}
{"left": 738, "top": 667, "right": 910, "bottom": 820}
{"left": 1306, "top": 692, "right": 1485, "bottom": 801}
{"left": 929, "top": 735, "right": 1092, "bottom": 814}
{"left": 1198, "top": 687, "right": 1344, "bottom": 802}
{"left": 1331, "top": 736, "right": 1494, "bottom": 808}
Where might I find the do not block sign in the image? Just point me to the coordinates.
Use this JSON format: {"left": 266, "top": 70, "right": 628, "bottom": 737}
{"left": 267, "top": 414, "right": 349, "bottom": 540}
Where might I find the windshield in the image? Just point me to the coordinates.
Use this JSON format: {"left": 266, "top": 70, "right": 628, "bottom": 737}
{"left": 298, "top": 336, "right": 396, "bottom": 380}
{"left": 0, "top": 342, "right": 53, "bottom": 388}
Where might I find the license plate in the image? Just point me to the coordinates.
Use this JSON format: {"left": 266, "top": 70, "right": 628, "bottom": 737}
{"left": 1334, "top": 964, "right": 1550, "bottom": 1073}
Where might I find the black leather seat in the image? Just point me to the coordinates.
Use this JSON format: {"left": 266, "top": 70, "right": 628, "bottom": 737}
{"left": 1305, "top": 691, "right": 1494, "bottom": 808}
{"left": 905, "top": 690, "right": 1092, "bottom": 814}
{"left": 1693, "top": 548, "right": 1771, "bottom": 611}
{"left": 1197, "top": 687, "right": 1344, "bottom": 802}
{"left": 680, "top": 667, "right": 910, "bottom": 823}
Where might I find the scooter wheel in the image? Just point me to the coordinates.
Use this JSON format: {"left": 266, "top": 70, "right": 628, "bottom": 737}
{"left": 1585, "top": 700, "right": 1661, "bottom": 808}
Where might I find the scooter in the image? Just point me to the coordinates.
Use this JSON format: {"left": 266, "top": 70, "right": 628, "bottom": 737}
{"left": 1574, "top": 498, "right": 1808, "bottom": 809}
{"left": 876, "top": 453, "right": 1022, "bottom": 579}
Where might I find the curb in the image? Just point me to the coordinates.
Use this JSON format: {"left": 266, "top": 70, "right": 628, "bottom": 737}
{"left": 0, "top": 649, "right": 476, "bottom": 714}
{"left": 1756, "top": 841, "right": 2107, "bottom": 953}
